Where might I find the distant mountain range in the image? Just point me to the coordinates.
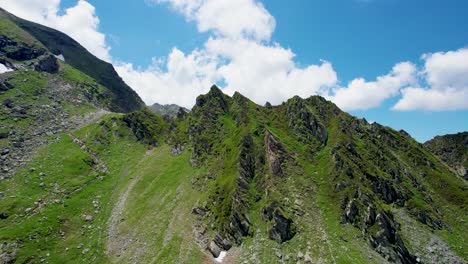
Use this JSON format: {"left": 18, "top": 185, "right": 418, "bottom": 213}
{"left": 149, "top": 102, "right": 189, "bottom": 118}
{"left": 424, "top": 132, "right": 468, "bottom": 180}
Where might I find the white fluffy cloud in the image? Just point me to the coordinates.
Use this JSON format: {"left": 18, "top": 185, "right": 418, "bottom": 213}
{"left": 329, "top": 62, "right": 417, "bottom": 110}
{"left": 155, "top": 0, "right": 275, "bottom": 41}
{"left": 115, "top": 47, "right": 220, "bottom": 108}
{"left": 0, "top": 0, "right": 111, "bottom": 61}
{"left": 393, "top": 48, "right": 468, "bottom": 111}
{"left": 116, "top": 0, "right": 338, "bottom": 108}
{"left": 205, "top": 38, "right": 337, "bottom": 104}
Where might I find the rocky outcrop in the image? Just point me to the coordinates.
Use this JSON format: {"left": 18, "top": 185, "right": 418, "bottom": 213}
{"left": 189, "top": 85, "right": 230, "bottom": 164}
{"left": 34, "top": 55, "right": 59, "bottom": 73}
{"left": 228, "top": 134, "right": 255, "bottom": 242}
{"left": 370, "top": 212, "right": 417, "bottom": 264}
{"left": 367, "top": 176, "right": 408, "bottom": 205}
{"left": 208, "top": 233, "right": 233, "bottom": 258}
{"left": 262, "top": 202, "right": 295, "bottom": 243}
{"left": 1, "top": 34, "right": 45, "bottom": 61}
{"left": 341, "top": 192, "right": 418, "bottom": 263}
{"left": 265, "top": 131, "right": 286, "bottom": 176}
{"left": 231, "top": 92, "right": 249, "bottom": 126}
{"left": 344, "top": 199, "right": 359, "bottom": 224}
{"left": 0, "top": 78, "right": 12, "bottom": 92}
{"left": 286, "top": 96, "right": 327, "bottom": 146}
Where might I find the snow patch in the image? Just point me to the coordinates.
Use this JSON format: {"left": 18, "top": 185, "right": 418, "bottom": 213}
{"left": 55, "top": 54, "right": 65, "bottom": 62}
{"left": 215, "top": 251, "right": 227, "bottom": 263}
{"left": 0, "top": 63, "right": 13, "bottom": 74}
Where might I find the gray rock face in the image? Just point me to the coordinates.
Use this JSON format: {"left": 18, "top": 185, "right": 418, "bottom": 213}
{"left": 262, "top": 202, "right": 295, "bottom": 243}
{"left": 370, "top": 212, "right": 417, "bottom": 264}
{"left": 265, "top": 131, "right": 285, "bottom": 176}
{"left": 208, "top": 240, "right": 222, "bottom": 258}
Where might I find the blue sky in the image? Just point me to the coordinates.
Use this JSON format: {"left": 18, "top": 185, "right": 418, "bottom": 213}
{"left": 1, "top": 0, "right": 467, "bottom": 142}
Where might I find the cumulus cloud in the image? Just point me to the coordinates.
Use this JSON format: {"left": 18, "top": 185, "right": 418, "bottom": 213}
{"left": 393, "top": 48, "right": 468, "bottom": 111}
{"left": 116, "top": 0, "right": 338, "bottom": 108}
{"left": 154, "top": 0, "right": 275, "bottom": 41}
{"left": 205, "top": 38, "right": 337, "bottom": 104}
{"left": 115, "top": 37, "right": 337, "bottom": 108}
{"left": 329, "top": 62, "right": 417, "bottom": 110}
{"left": 115, "top": 47, "right": 220, "bottom": 108}
{"left": 0, "top": 0, "right": 111, "bottom": 61}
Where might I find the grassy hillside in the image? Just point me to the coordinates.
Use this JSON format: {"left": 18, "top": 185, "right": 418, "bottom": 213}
{"left": 0, "top": 7, "right": 144, "bottom": 113}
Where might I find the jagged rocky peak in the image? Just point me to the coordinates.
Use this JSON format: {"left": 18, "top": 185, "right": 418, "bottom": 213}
{"left": 232, "top": 91, "right": 249, "bottom": 102}
{"left": 195, "top": 84, "right": 229, "bottom": 110}
{"left": 285, "top": 95, "right": 328, "bottom": 145}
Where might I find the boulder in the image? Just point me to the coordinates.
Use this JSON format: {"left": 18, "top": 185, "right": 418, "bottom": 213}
{"left": 208, "top": 240, "right": 222, "bottom": 258}
{"left": 34, "top": 55, "right": 59, "bottom": 74}
{"left": 0, "top": 242, "right": 18, "bottom": 264}
{"left": 266, "top": 205, "right": 295, "bottom": 243}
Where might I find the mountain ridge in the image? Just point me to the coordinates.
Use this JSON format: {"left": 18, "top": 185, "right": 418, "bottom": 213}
{"left": 0, "top": 7, "right": 144, "bottom": 113}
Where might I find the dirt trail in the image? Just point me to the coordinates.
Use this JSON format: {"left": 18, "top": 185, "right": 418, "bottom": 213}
{"left": 105, "top": 149, "right": 153, "bottom": 257}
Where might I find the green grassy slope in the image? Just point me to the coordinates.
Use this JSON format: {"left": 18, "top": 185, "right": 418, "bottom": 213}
{"left": 0, "top": 7, "right": 144, "bottom": 113}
